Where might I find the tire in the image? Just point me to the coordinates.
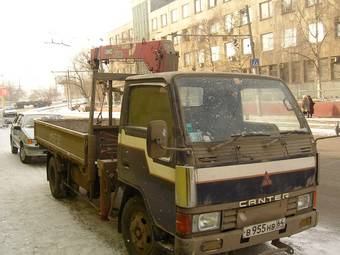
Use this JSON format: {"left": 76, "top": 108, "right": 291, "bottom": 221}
{"left": 47, "top": 157, "right": 66, "bottom": 199}
{"left": 121, "top": 197, "right": 158, "bottom": 255}
{"left": 10, "top": 138, "right": 18, "bottom": 154}
{"left": 19, "top": 144, "right": 30, "bottom": 163}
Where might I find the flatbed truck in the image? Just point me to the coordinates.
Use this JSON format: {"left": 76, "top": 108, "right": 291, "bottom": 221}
{"left": 35, "top": 40, "right": 328, "bottom": 255}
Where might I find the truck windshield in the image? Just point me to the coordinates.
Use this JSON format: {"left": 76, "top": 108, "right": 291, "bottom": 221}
{"left": 175, "top": 75, "right": 308, "bottom": 143}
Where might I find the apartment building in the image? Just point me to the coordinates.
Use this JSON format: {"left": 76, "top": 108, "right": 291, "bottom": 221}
{"left": 108, "top": 22, "right": 134, "bottom": 45}
{"left": 109, "top": 0, "right": 340, "bottom": 98}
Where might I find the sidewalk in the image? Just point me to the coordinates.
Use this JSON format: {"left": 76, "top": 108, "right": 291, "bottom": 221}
{"left": 307, "top": 117, "right": 340, "bottom": 136}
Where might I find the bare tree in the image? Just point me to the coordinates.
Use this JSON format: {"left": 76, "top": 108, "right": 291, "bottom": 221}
{"left": 287, "top": 0, "right": 334, "bottom": 99}
{"left": 188, "top": 7, "right": 252, "bottom": 73}
{"left": 29, "top": 88, "right": 59, "bottom": 102}
{"left": 3, "top": 83, "right": 25, "bottom": 103}
{"left": 56, "top": 50, "right": 92, "bottom": 102}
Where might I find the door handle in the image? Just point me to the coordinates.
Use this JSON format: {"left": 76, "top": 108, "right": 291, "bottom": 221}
{"left": 122, "top": 162, "right": 130, "bottom": 171}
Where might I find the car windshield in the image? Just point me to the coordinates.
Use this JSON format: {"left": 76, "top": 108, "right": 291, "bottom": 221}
{"left": 22, "top": 114, "right": 61, "bottom": 128}
{"left": 175, "top": 75, "right": 308, "bottom": 143}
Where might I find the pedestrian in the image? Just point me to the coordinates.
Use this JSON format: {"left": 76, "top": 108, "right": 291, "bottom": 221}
{"left": 302, "top": 95, "right": 308, "bottom": 116}
{"left": 307, "top": 95, "right": 315, "bottom": 118}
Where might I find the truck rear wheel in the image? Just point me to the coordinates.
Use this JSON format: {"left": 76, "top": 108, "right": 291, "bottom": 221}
{"left": 121, "top": 197, "right": 157, "bottom": 255}
{"left": 48, "top": 157, "right": 66, "bottom": 199}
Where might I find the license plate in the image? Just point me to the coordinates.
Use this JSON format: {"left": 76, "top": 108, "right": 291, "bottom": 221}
{"left": 242, "top": 218, "right": 286, "bottom": 238}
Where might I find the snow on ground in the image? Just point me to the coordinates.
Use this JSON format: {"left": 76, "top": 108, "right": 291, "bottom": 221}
{"left": 284, "top": 226, "right": 340, "bottom": 255}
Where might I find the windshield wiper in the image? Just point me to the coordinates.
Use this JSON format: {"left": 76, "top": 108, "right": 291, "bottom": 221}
{"left": 209, "top": 132, "right": 271, "bottom": 152}
{"left": 280, "top": 129, "right": 310, "bottom": 135}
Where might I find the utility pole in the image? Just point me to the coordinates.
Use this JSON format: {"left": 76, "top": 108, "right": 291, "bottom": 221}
{"left": 67, "top": 70, "right": 72, "bottom": 108}
{"left": 245, "top": 5, "right": 258, "bottom": 74}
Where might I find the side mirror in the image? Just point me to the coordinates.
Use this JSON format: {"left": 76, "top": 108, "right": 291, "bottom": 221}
{"left": 147, "top": 120, "right": 168, "bottom": 159}
{"left": 314, "top": 121, "right": 340, "bottom": 143}
{"left": 13, "top": 125, "right": 21, "bottom": 131}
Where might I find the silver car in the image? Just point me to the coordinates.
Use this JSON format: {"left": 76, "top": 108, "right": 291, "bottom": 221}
{"left": 10, "top": 113, "right": 62, "bottom": 163}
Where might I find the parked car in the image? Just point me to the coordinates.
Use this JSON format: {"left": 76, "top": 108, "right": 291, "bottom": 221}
{"left": 0, "top": 109, "right": 4, "bottom": 127}
{"left": 3, "top": 107, "right": 17, "bottom": 124}
{"left": 10, "top": 113, "right": 62, "bottom": 163}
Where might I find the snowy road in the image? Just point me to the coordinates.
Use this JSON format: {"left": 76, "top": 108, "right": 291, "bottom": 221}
{"left": 0, "top": 127, "right": 339, "bottom": 255}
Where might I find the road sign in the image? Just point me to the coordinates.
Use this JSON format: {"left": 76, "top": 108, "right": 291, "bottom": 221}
{"left": 250, "top": 58, "right": 260, "bottom": 67}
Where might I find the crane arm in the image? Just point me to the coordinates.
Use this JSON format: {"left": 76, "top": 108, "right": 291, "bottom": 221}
{"left": 90, "top": 40, "right": 178, "bottom": 73}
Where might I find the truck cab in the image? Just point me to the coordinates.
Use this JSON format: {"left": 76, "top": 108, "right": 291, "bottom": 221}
{"left": 117, "top": 72, "right": 317, "bottom": 254}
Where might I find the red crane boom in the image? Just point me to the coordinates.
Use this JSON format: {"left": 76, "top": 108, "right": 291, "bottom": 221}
{"left": 90, "top": 40, "right": 179, "bottom": 73}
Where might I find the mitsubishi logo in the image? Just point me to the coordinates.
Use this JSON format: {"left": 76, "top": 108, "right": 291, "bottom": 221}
{"left": 262, "top": 171, "right": 272, "bottom": 187}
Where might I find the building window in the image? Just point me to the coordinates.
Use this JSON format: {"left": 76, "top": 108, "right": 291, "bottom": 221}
{"left": 182, "top": 3, "right": 190, "bottom": 18}
{"left": 172, "top": 33, "right": 180, "bottom": 45}
{"left": 211, "top": 46, "right": 220, "bottom": 62}
{"left": 336, "top": 19, "right": 340, "bottom": 37}
{"left": 208, "top": 0, "right": 217, "bottom": 8}
{"left": 115, "top": 34, "right": 120, "bottom": 44}
{"left": 161, "top": 14, "right": 167, "bottom": 27}
{"left": 308, "top": 22, "right": 325, "bottom": 43}
{"left": 184, "top": 52, "right": 191, "bottom": 66}
{"left": 195, "top": 0, "right": 203, "bottom": 13}
{"left": 283, "top": 28, "right": 297, "bottom": 48}
{"left": 306, "top": 0, "right": 318, "bottom": 7}
{"left": 152, "top": 18, "right": 158, "bottom": 31}
{"left": 304, "top": 60, "right": 315, "bottom": 82}
{"left": 225, "top": 42, "right": 236, "bottom": 58}
{"left": 269, "top": 65, "right": 278, "bottom": 77}
{"left": 225, "top": 14, "right": 234, "bottom": 32}
{"left": 280, "top": 63, "right": 289, "bottom": 82}
{"left": 197, "top": 50, "right": 205, "bottom": 64}
{"left": 282, "top": 0, "right": 294, "bottom": 13}
{"left": 292, "top": 61, "right": 301, "bottom": 83}
{"left": 260, "top": 1, "right": 273, "bottom": 20}
{"left": 182, "top": 28, "right": 189, "bottom": 41}
{"left": 171, "top": 9, "right": 179, "bottom": 23}
{"left": 332, "top": 57, "right": 340, "bottom": 80}
{"left": 320, "top": 58, "right": 330, "bottom": 81}
{"left": 261, "top": 32, "right": 274, "bottom": 51}
{"left": 240, "top": 7, "right": 252, "bottom": 25}
{"left": 243, "top": 38, "right": 252, "bottom": 55}
{"left": 210, "top": 21, "right": 220, "bottom": 34}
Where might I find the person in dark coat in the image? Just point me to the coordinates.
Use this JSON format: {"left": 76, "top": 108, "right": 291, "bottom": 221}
{"left": 302, "top": 95, "right": 308, "bottom": 116}
{"left": 306, "top": 95, "right": 315, "bottom": 118}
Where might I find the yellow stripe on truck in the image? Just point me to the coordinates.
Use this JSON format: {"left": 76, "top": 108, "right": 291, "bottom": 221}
{"left": 175, "top": 166, "right": 189, "bottom": 207}
{"left": 119, "top": 130, "right": 175, "bottom": 182}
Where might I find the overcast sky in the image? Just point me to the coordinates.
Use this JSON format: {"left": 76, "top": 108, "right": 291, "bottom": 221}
{"left": 0, "top": 0, "right": 132, "bottom": 91}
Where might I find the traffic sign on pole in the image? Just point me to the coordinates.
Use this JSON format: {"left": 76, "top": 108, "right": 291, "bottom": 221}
{"left": 250, "top": 58, "right": 260, "bottom": 67}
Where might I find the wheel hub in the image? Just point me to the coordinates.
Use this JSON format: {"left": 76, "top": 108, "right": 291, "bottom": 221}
{"left": 129, "top": 211, "right": 152, "bottom": 254}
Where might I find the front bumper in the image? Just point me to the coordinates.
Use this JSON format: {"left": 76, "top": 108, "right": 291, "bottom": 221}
{"left": 24, "top": 144, "right": 47, "bottom": 157}
{"left": 175, "top": 210, "right": 317, "bottom": 255}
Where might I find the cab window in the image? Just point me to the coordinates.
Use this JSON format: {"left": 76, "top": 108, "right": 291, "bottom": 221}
{"left": 127, "top": 85, "right": 174, "bottom": 146}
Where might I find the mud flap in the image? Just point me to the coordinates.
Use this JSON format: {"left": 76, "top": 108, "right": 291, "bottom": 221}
{"left": 97, "top": 159, "right": 117, "bottom": 220}
{"left": 258, "top": 239, "right": 294, "bottom": 255}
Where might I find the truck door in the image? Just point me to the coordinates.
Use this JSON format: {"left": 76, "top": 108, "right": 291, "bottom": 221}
{"left": 118, "top": 83, "right": 177, "bottom": 234}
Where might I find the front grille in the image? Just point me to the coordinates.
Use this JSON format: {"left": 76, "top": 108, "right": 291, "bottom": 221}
{"left": 221, "top": 196, "right": 298, "bottom": 231}
{"left": 221, "top": 209, "right": 237, "bottom": 230}
{"left": 194, "top": 135, "right": 313, "bottom": 168}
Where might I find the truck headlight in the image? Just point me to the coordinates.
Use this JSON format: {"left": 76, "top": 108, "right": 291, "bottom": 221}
{"left": 192, "top": 212, "right": 221, "bottom": 232}
{"left": 297, "top": 194, "right": 312, "bottom": 211}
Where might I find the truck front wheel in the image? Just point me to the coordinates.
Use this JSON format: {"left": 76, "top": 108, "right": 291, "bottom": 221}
{"left": 47, "top": 157, "right": 66, "bottom": 199}
{"left": 121, "top": 196, "right": 157, "bottom": 255}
